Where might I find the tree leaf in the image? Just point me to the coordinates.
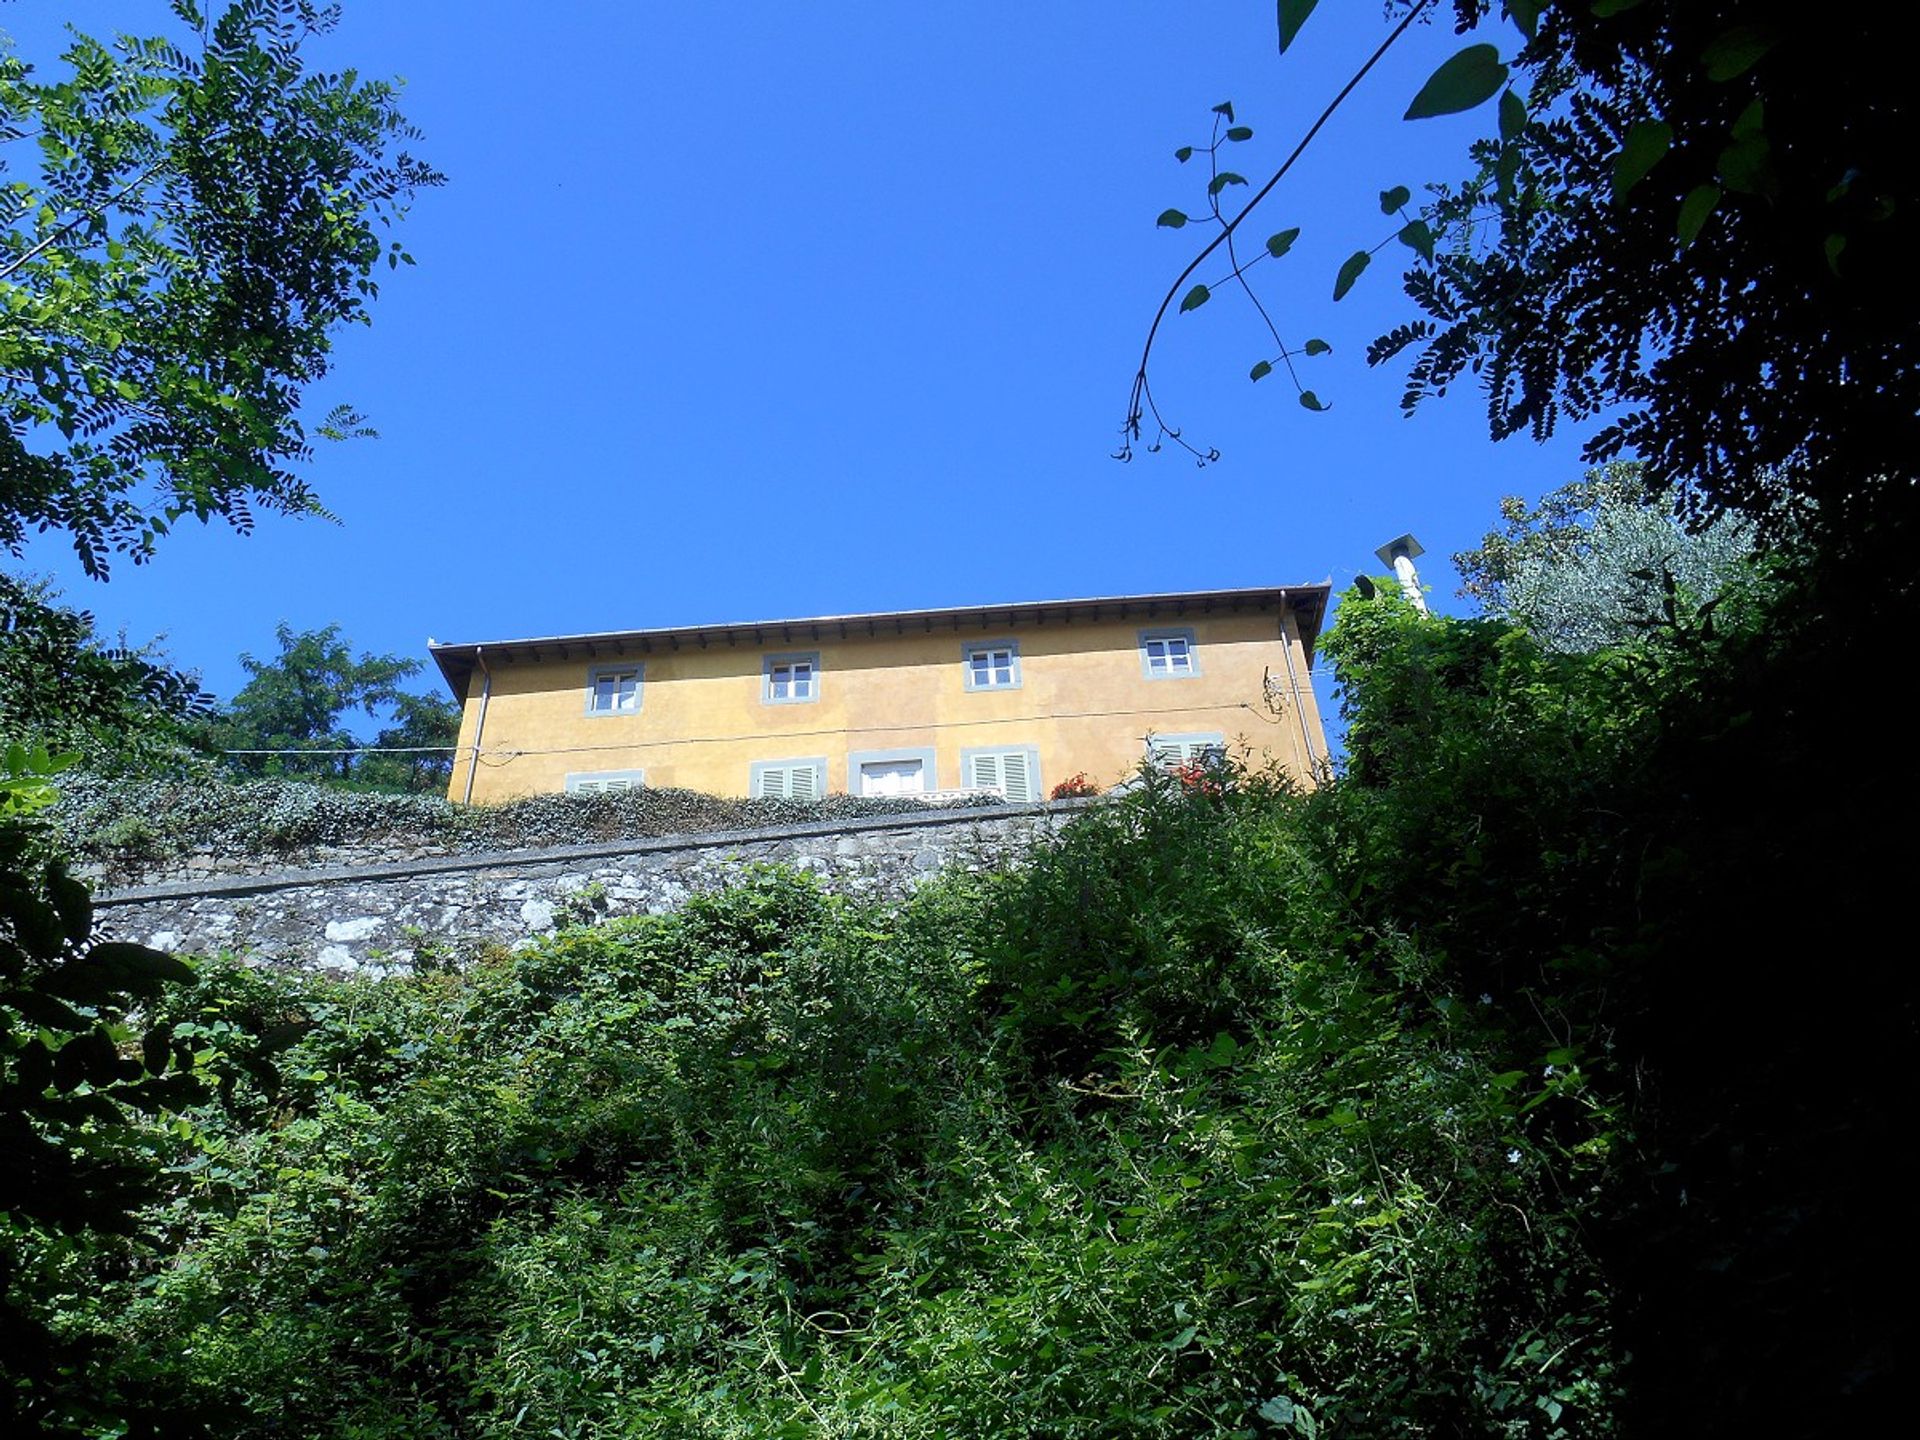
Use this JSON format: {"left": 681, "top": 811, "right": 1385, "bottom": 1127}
{"left": 1824, "top": 232, "right": 1847, "bottom": 275}
{"left": 1613, "top": 120, "right": 1672, "bottom": 201}
{"left": 1299, "top": 390, "right": 1329, "bottom": 411}
{"left": 1505, "top": 0, "right": 1541, "bottom": 40}
{"left": 1379, "top": 184, "right": 1411, "bottom": 214}
{"left": 1265, "top": 227, "right": 1301, "bottom": 259}
{"left": 1499, "top": 88, "right": 1527, "bottom": 142}
{"left": 1157, "top": 209, "right": 1190, "bottom": 229}
{"left": 1174, "top": 146, "right": 1193, "bottom": 163}
{"left": 1397, "top": 219, "right": 1436, "bottom": 262}
{"left": 1212, "top": 100, "right": 1235, "bottom": 121}
{"left": 1179, "top": 284, "right": 1212, "bottom": 314}
{"left": 1226, "top": 126, "right": 1253, "bottom": 142}
{"left": 1405, "top": 44, "right": 1509, "bottom": 121}
{"left": 1304, "top": 338, "right": 1332, "bottom": 356}
{"left": 1717, "top": 135, "right": 1775, "bottom": 197}
{"left": 1208, "top": 171, "right": 1248, "bottom": 196}
{"left": 1333, "top": 248, "right": 1371, "bottom": 300}
{"left": 1703, "top": 26, "right": 1776, "bottom": 81}
{"left": 1678, "top": 184, "right": 1721, "bottom": 245}
{"left": 1249, "top": 360, "right": 1274, "bottom": 381}
{"left": 87, "top": 941, "right": 196, "bottom": 987}
{"left": 1277, "top": 0, "right": 1320, "bottom": 53}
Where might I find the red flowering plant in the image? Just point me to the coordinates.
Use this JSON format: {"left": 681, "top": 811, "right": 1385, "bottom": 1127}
{"left": 1166, "top": 748, "right": 1235, "bottom": 800}
{"left": 1050, "top": 772, "right": 1100, "bottom": 800}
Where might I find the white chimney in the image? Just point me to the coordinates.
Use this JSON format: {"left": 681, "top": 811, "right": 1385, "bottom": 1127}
{"left": 1374, "top": 533, "right": 1429, "bottom": 614}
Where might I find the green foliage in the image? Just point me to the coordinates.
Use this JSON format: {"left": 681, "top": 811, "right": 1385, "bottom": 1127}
{"left": 1452, "top": 463, "right": 1756, "bottom": 651}
{"left": 42, "top": 779, "right": 1613, "bottom": 1437}
{"left": 204, "top": 621, "right": 455, "bottom": 790}
{"left": 0, "top": 1, "right": 441, "bottom": 576}
{"left": 0, "top": 572, "right": 212, "bottom": 772}
{"left": 1370, "top": 1, "right": 1918, "bottom": 553}
{"left": 2, "top": 751, "right": 207, "bottom": 1434}
{"left": 1403, "top": 44, "right": 1509, "bottom": 121}
{"left": 1317, "top": 549, "right": 1911, "bottom": 1432}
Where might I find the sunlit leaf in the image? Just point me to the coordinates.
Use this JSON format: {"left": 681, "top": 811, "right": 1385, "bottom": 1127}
{"left": 1613, "top": 120, "right": 1671, "bottom": 201}
{"left": 1703, "top": 25, "right": 1776, "bottom": 81}
{"left": 1277, "top": 0, "right": 1320, "bottom": 53}
{"left": 1333, "top": 248, "right": 1371, "bottom": 300}
{"left": 1405, "top": 44, "right": 1509, "bottom": 120}
{"left": 1678, "top": 184, "right": 1721, "bottom": 245}
{"left": 1499, "top": 88, "right": 1527, "bottom": 142}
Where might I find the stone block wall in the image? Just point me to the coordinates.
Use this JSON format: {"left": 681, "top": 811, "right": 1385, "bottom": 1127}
{"left": 90, "top": 802, "right": 1077, "bottom": 975}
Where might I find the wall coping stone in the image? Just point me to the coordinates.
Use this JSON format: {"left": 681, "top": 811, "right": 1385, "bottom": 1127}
{"left": 93, "top": 798, "right": 1090, "bottom": 907}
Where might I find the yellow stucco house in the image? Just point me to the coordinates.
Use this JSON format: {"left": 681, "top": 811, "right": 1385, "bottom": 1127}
{"left": 428, "top": 585, "right": 1331, "bottom": 806}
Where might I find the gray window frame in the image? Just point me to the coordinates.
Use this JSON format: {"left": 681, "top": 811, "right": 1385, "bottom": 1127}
{"left": 961, "top": 637, "right": 1023, "bottom": 692}
{"left": 847, "top": 746, "right": 939, "bottom": 797}
{"left": 565, "top": 768, "right": 647, "bottom": 794}
{"left": 1137, "top": 627, "right": 1200, "bottom": 680}
{"left": 762, "top": 651, "right": 822, "bottom": 705}
{"left": 750, "top": 757, "right": 828, "bottom": 800}
{"left": 961, "top": 744, "right": 1044, "bottom": 802}
{"left": 584, "top": 662, "right": 645, "bottom": 716}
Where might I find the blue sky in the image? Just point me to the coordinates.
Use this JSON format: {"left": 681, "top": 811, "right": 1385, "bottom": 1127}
{"left": 7, "top": 2, "right": 1590, "bottom": 717}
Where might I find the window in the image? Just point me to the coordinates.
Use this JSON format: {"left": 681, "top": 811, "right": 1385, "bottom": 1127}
{"left": 585, "top": 663, "right": 643, "bottom": 715}
{"left": 1139, "top": 627, "right": 1198, "bottom": 679}
{"left": 764, "top": 652, "right": 820, "bottom": 704}
{"left": 962, "top": 639, "right": 1022, "bottom": 691}
{"left": 751, "top": 758, "right": 827, "bottom": 800}
{"left": 963, "top": 746, "right": 1042, "bottom": 803}
{"left": 1146, "top": 733, "right": 1226, "bottom": 768}
{"left": 847, "top": 747, "right": 938, "bottom": 798}
{"left": 566, "top": 769, "right": 645, "bottom": 794}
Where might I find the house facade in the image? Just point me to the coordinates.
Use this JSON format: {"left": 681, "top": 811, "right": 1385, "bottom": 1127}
{"left": 428, "top": 585, "right": 1331, "bottom": 805}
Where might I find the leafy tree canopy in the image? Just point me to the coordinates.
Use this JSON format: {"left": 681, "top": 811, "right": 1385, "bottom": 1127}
{"left": 1136, "top": 1, "right": 1916, "bottom": 559}
{"left": 1453, "top": 461, "right": 1753, "bottom": 651}
{"left": 1, "top": 0, "right": 440, "bottom": 577}
{"left": 209, "top": 620, "right": 456, "bottom": 790}
{"left": 0, "top": 570, "right": 211, "bottom": 770}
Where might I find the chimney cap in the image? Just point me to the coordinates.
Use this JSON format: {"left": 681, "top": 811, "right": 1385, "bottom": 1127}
{"left": 1374, "top": 532, "right": 1425, "bottom": 567}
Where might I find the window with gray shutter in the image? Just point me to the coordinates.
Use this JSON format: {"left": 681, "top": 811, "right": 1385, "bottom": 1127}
{"left": 751, "top": 758, "right": 827, "bottom": 800}
{"left": 963, "top": 746, "right": 1042, "bottom": 802}
{"left": 566, "top": 769, "right": 645, "bottom": 794}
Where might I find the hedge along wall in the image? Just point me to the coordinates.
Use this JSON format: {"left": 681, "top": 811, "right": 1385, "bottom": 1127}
{"left": 89, "top": 802, "right": 1080, "bottom": 975}
{"left": 50, "top": 772, "right": 1022, "bottom": 888}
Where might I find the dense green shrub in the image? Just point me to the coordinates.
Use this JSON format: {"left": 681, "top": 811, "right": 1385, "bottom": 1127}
{"left": 81, "top": 776, "right": 1612, "bottom": 1437}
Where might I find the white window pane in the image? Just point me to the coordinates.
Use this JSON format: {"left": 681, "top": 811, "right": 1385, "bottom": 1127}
{"left": 860, "top": 760, "right": 926, "bottom": 796}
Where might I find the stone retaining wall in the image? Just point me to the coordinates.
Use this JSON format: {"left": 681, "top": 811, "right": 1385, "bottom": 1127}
{"left": 90, "top": 802, "right": 1077, "bottom": 975}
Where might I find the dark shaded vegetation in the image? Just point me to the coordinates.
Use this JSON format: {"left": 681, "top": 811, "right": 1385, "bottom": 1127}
{"left": 11, "top": 525, "right": 1906, "bottom": 1435}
